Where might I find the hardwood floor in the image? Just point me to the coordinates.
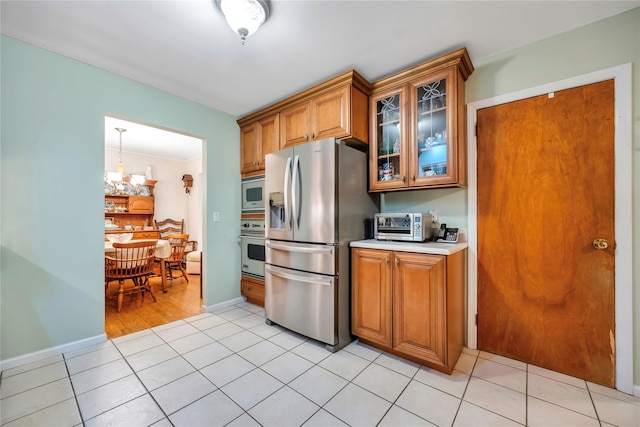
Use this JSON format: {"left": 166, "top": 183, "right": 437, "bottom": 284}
{"left": 105, "top": 272, "right": 202, "bottom": 340}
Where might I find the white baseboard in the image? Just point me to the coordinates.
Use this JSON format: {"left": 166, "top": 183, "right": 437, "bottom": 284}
{"left": 202, "top": 296, "right": 246, "bottom": 313}
{"left": 0, "top": 333, "right": 107, "bottom": 372}
{"left": 634, "top": 384, "right": 640, "bottom": 398}
{"left": 1, "top": 297, "right": 247, "bottom": 372}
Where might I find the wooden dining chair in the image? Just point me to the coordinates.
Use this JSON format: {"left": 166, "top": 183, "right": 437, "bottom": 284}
{"left": 155, "top": 218, "right": 184, "bottom": 240}
{"left": 105, "top": 240, "right": 158, "bottom": 312}
{"left": 159, "top": 233, "right": 189, "bottom": 292}
{"left": 155, "top": 218, "right": 198, "bottom": 253}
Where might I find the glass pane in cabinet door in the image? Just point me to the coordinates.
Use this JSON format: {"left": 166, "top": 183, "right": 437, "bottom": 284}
{"left": 416, "top": 79, "right": 447, "bottom": 177}
{"left": 376, "top": 95, "right": 402, "bottom": 183}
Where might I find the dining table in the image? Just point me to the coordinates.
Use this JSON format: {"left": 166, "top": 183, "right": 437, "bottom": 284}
{"left": 105, "top": 239, "right": 171, "bottom": 292}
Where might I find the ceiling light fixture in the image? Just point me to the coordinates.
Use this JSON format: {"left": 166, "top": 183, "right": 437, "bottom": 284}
{"left": 115, "top": 127, "right": 127, "bottom": 176}
{"left": 215, "top": 0, "right": 270, "bottom": 45}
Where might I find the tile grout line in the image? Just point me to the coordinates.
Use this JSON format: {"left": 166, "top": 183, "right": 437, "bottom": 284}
{"left": 585, "top": 381, "right": 603, "bottom": 426}
{"left": 450, "top": 350, "right": 480, "bottom": 426}
{"left": 132, "top": 309, "right": 323, "bottom": 425}
{"left": 372, "top": 351, "right": 422, "bottom": 426}
{"left": 59, "top": 353, "right": 81, "bottom": 426}
{"left": 525, "top": 362, "right": 529, "bottom": 426}
{"left": 238, "top": 335, "right": 353, "bottom": 424}
{"left": 109, "top": 329, "right": 174, "bottom": 425}
{"left": 209, "top": 322, "right": 405, "bottom": 426}
{"left": 0, "top": 356, "right": 84, "bottom": 426}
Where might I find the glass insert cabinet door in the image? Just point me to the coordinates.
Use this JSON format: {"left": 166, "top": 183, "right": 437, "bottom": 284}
{"left": 371, "top": 87, "right": 407, "bottom": 187}
{"left": 410, "top": 68, "right": 456, "bottom": 186}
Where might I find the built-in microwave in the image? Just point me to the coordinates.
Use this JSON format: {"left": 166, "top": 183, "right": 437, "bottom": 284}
{"left": 241, "top": 175, "right": 265, "bottom": 212}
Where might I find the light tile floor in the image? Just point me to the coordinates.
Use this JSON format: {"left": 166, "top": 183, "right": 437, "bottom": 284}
{"left": 2, "top": 301, "right": 639, "bottom": 426}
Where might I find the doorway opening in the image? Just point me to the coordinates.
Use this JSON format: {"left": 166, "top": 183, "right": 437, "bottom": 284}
{"left": 103, "top": 114, "right": 205, "bottom": 338}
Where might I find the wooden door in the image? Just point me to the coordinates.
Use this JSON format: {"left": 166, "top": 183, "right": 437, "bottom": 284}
{"left": 280, "top": 102, "right": 310, "bottom": 149}
{"left": 477, "top": 80, "right": 615, "bottom": 387}
{"left": 351, "top": 248, "right": 392, "bottom": 347}
{"left": 393, "top": 252, "right": 446, "bottom": 366}
{"left": 311, "top": 85, "right": 349, "bottom": 141}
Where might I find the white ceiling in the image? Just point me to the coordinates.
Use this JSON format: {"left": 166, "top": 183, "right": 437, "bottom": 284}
{"left": 3, "top": 0, "right": 638, "bottom": 159}
{"left": 105, "top": 116, "right": 203, "bottom": 162}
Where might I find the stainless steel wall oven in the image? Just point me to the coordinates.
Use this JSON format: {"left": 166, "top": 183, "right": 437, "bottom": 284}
{"left": 239, "top": 218, "right": 265, "bottom": 279}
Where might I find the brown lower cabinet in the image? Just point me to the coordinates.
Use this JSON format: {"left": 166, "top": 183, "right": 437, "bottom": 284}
{"left": 241, "top": 275, "right": 265, "bottom": 307}
{"left": 351, "top": 247, "right": 466, "bottom": 374}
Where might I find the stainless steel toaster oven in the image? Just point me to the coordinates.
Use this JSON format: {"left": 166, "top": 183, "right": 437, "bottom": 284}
{"left": 374, "top": 212, "right": 433, "bottom": 242}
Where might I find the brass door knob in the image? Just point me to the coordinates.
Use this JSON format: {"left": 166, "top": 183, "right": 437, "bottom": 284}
{"left": 592, "top": 239, "right": 608, "bottom": 250}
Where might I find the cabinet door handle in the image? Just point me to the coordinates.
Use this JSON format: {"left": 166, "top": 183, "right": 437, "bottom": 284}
{"left": 385, "top": 256, "right": 389, "bottom": 264}
{"left": 412, "top": 175, "right": 415, "bottom": 182}
{"left": 395, "top": 257, "right": 399, "bottom": 266}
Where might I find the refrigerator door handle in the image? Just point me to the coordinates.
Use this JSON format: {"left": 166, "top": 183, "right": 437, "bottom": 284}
{"left": 265, "top": 265, "right": 332, "bottom": 287}
{"left": 266, "top": 240, "right": 334, "bottom": 255}
{"left": 291, "top": 154, "right": 300, "bottom": 230}
{"left": 284, "top": 156, "right": 292, "bottom": 230}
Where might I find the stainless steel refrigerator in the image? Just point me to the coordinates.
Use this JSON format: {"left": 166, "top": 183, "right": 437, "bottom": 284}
{"left": 264, "top": 137, "right": 378, "bottom": 352}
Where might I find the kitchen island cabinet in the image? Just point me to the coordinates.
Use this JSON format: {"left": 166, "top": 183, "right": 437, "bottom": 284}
{"left": 351, "top": 240, "right": 467, "bottom": 374}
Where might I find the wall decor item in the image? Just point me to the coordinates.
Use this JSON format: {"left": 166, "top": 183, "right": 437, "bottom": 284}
{"left": 182, "top": 174, "right": 193, "bottom": 193}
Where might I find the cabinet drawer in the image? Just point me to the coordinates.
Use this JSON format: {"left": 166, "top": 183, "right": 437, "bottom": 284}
{"left": 135, "top": 231, "right": 159, "bottom": 239}
{"left": 241, "top": 276, "right": 265, "bottom": 306}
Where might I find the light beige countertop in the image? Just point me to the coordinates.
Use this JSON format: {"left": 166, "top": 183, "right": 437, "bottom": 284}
{"left": 350, "top": 239, "right": 468, "bottom": 255}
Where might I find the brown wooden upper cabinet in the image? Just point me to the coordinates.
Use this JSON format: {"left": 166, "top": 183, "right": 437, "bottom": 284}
{"left": 280, "top": 84, "right": 368, "bottom": 149}
{"left": 369, "top": 48, "right": 474, "bottom": 192}
{"left": 237, "top": 70, "right": 371, "bottom": 176}
{"left": 240, "top": 113, "right": 279, "bottom": 175}
{"left": 127, "top": 196, "right": 154, "bottom": 214}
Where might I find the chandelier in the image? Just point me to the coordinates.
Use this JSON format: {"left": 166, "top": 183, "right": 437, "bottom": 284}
{"left": 115, "top": 127, "right": 127, "bottom": 176}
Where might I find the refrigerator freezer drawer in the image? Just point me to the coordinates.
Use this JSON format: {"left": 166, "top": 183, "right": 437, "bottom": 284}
{"left": 266, "top": 240, "right": 336, "bottom": 276}
{"left": 264, "top": 265, "right": 336, "bottom": 346}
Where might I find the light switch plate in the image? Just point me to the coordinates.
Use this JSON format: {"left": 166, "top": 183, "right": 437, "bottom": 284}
{"left": 213, "top": 212, "right": 220, "bottom": 222}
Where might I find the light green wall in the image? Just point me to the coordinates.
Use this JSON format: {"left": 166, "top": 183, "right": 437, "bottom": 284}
{"left": 385, "top": 7, "right": 640, "bottom": 387}
{"left": 0, "top": 35, "right": 241, "bottom": 361}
